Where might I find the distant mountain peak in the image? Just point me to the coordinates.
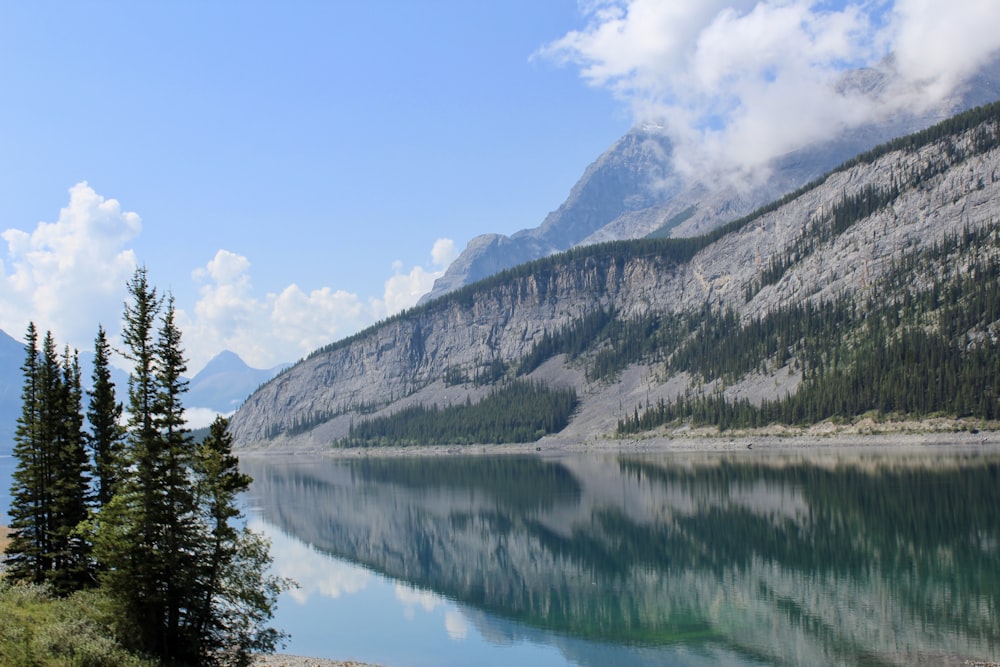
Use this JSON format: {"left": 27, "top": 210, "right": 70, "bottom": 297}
{"left": 187, "top": 351, "right": 288, "bottom": 413}
{"left": 194, "top": 350, "right": 252, "bottom": 379}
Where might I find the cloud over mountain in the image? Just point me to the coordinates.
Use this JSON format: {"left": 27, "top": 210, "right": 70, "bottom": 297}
{"left": 538, "top": 0, "right": 1000, "bottom": 182}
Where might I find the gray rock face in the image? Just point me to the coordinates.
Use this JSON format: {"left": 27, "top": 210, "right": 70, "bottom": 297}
{"left": 229, "top": 115, "right": 1000, "bottom": 448}
{"left": 421, "top": 129, "right": 678, "bottom": 300}
{"left": 422, "top": 57, "right": 1000, "bottom": 303}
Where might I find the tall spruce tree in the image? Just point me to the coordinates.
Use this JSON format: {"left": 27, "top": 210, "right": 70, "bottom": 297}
{"left": 7, "top": 323, "right": 46, "bottom": 584}
{"left": 93, "top": 268, "right": 286, "bottom": 664}
{"left": 7, "top": 326, "right": 91, "bottom": 594}
{"left": 153, "top": 293, "right": 202, "bottom": 662}
{"left": 47, "top": 346, "right": 91, "bottom": 594}
{"left": 93, "top": 266, "right": 181, "bottom": 658}
{"left": 87, "top": 325, "right": 124, "bottom": 508}
{"left": 191, "top": 416, "right": 286, "bottom": 666}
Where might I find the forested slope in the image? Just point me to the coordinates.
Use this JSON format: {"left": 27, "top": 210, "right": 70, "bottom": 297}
{"left": 230, "top": 102, "right": 1000, "bottom": 448}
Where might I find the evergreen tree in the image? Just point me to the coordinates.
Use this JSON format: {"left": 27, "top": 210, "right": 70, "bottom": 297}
{"left": 153, "top": 293, "right": 202, "bottom": 662}
{"left": 93, "top": 266, "right": 179, "bottom": 658}
{"left": 7, "top": 326, "right": 91, "bottom": 594}
{"left": 87, "top": 324, "right": 124, "bottom": 508}
{"left": 191, "top": 416, "right": 286, "bottom": 666}
{"left": 6, "top": 323, "right": 46, "bottom": 584}
{"left": 93, "top": 268, "right": 287, "bottom": 664}
{"left": 47, "top": 345, "right": 91, "bottom": 594}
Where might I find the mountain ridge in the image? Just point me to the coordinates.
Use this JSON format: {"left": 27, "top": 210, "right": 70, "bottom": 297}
{"left": 422, "top": 56, "right": 1000, "bottom": 303}
{"left": 230, "top": 102, "right": 1000, "bottom": 449}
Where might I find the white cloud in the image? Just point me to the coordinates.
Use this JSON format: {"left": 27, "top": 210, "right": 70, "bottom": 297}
{"left": 183, "top": 250, "right": 381, "bottom": 371}
{"left": 539, "top": 0, "right": 1000, "bottom": 182}
{"left": 382, "top": 237, "right": 456, "bottom": 317}
{"left": 395, "top": 583, "right": 443, "bottom": 620}
{"left": 891, "top": 0, "right": 1000, "bottom": 98}
{"left": 2, "top": 182, "right": 456, "bottom": 374}
{"left": 395, "top": 584, "right": 468, "bottom": 640}
{"left": 444, "top": 610, "right": 469, "bottom": 641}
{"left": 186, "top": 406, "right": 230, "bottom": 430}
{"left": 252, "top": 518, "right": 370, "bottom": 605}
{"left": 0, "top": 182, "right": 139, "bottom": 347}
{"left": 431, "top": 238, "right": 458, "bottom": 266}
{"left": 184, "top": 238, "right": 458, "bottom": 371}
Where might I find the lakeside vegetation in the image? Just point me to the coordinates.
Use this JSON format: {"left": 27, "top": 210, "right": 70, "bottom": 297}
{"left": 2, "top": 268, "right": 287, "bottom": 666}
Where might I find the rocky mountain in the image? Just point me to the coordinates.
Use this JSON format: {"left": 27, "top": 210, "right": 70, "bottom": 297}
{"left": 230, "top": 103, "right": 1000, "bottom": 449}
{"left": 421, "top": 57, "right": 1000, "bottom": 304}
{"left": 186, "top": 350, "right": 287, "bottom": 414}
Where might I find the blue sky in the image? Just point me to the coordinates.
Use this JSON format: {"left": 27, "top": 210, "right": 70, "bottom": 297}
{"left": 0, "top": 1, "right": 626, "bottom": 371}
{"left": 2, "top": 1, "right": 999, "bottom": 380}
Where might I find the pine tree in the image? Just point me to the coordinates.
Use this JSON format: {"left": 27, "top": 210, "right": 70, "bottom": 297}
{"left": 6, "top": 323, "right": 47, "bottom": 584}
{"left": 153, "top": 293, "right": 202, "bottom": 662}
{"left": 93, "top": 268, "right": 287, "bottom": 664}
{"left": 93, "top": 266, "right": 176, "bottom": 657}
{"left": 47, "top": 345, "right": 91, "bottom": 594}
{"left": 7, "top": 326, "right": 91, "bottom": 594}
{"left": 191, "top": 416, "right": 286, "bottom": 666}
{"left": 87, "top": 325, "right": 124, "bottom": 508}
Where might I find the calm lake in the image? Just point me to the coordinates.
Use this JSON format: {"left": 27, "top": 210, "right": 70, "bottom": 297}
{"left": 240, "top": 447, "right": 1000, "bottom": 667}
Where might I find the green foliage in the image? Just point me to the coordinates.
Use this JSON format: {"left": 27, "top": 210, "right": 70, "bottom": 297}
{"left": 91, "top": 271, "right": 287, "bottom": 665}
{"left": 87, "top": 325, "right": 124, "bottom": 509}
{"left": 6, "top": 267, "right": 287, "bottom": 666}
{"left": 191, "top": 416, "right": 288, "bottom": 667}
{"left": 516, "top": 308, "right": 617, "bottom": 376}
{"left": 339, "top": 380, "right": 579, "bottom": 447}
{"left": 7, "top": 325, "right": 92, "bottom": 596}
{"left": 0, "top": 580, "right": 155, "bottom": 667}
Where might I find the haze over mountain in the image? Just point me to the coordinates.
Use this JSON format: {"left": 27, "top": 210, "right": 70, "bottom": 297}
{"left": 422, "top": 57, "right": 1000, "bottom": 303}
{"left": 186, "top": 351, "right": 288, "bottom": 415}
{"left": 231, "top": 103, "right": 1000, "bottom": 449}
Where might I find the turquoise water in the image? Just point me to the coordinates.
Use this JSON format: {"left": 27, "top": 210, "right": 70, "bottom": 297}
{"left": 2, "top": 448, "right": 998, "bottom": 665}
{"left": 241, "top": 448, "right": 1000, "bottom": 666}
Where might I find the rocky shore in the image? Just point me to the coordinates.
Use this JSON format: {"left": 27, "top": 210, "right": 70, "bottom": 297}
{"left": 237, "top": 417, "right": 998, "bottom": 458}
{"left": 254, "top": 657, "right": 380, "bottom": 667}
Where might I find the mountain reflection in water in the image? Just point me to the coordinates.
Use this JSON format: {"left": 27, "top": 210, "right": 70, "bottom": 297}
{"left": 242, "top": 449, "right": 1000, "bottom": 666}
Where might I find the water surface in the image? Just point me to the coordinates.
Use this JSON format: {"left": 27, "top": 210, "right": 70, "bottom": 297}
{"left": 242, "top": 447, "right": 1000, "bottom": 666}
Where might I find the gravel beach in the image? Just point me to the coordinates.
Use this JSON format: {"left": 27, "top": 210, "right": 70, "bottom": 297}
{"left": 254, "top": 656, "right": 381, "bottom": 667}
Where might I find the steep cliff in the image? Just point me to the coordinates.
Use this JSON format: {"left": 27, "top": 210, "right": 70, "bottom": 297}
{"left": 230, "top": 104, "right": 1000, "bottom": 448}
{"left": 422, "top": 57, "right": 1000, "bottom": 303}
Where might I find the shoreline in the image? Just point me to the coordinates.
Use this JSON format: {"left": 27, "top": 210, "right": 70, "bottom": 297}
{"left": 237, "top": 418, "right": 999, "bottom": 459}
{"left": 254, "top": 657, "right": 380, "bottom": 667}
